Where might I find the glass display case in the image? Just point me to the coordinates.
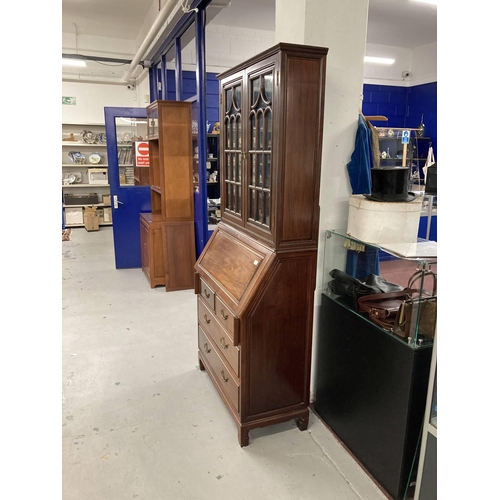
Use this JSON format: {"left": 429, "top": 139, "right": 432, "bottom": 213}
{"left": 374, "top": 127, "right": 432, "bottom": 187}
{"left": 314, "top": 229, "right": 437, "bottom": 499}
{"left": 322, "top": 229, "right": 437, "bottom": 349}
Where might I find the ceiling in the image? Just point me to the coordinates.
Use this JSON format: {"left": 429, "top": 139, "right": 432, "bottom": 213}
{"left": 62, "top": 0, "right": 437, "bottom": 78}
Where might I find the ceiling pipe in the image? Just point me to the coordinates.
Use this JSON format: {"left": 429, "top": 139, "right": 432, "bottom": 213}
{"left": 62, "top": 74, "right": 127, "bottom": 85}
{"left": 121, "top": 0, "right": 181, "bottom": 83}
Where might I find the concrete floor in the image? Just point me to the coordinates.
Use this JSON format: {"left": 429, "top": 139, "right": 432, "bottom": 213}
{"left": 62, "top": 226, "right": 388, "bottom": 500}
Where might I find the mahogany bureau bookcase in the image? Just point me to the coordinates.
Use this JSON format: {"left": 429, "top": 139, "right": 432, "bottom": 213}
{"left": 194, "top": 43, "right": 328, "bottom": 446}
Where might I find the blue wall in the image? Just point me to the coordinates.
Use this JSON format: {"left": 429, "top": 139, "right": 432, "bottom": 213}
{"left": 165, "top": 70, "right": 220, "bottom": 128}
{"left": 161, "top": 73, "right": 437, "bottom": 157}
{"left": 362, "top": 82, "right": 437, "bottom": 159}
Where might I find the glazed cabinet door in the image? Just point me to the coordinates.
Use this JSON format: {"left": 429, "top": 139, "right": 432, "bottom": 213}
{"left": 245, "top": 62, "right": 275, "bottom": 241}
{"left": 220, "top": 55, "right": 278, "bottom": 245}
{"left": 221, "top": 74, "right": 244, "bottom": 228}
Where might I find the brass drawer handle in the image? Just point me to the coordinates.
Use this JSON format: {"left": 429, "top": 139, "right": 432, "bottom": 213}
{"left": 203, "top": 289, "right": 211, "bottom": 299}
{"left": 220, "top": 337, "right": 228, "bottom": 350}
{"left": 203, "top": 343, "right": 211, "bottom": 354}
{"left": 203, "top": 314, "right": 211, "bottom": 324}
{"left": 221, "top": 370, "right": 228, "bottom": 382}
{"left": 220, "top": 309, "right": 228, "bottom": 321}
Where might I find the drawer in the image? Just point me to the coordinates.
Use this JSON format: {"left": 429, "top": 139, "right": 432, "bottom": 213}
{"left": 198, "top": 326, "right": 239, "bottom": 413}
{"left": 198, "top": 297, "right": 239, "bottom": 377}
{"left": 214, "top": 295, "right": 239, "bottom": 345}
{"left": 199, "top": 277, "right": 215, "bottom": 310}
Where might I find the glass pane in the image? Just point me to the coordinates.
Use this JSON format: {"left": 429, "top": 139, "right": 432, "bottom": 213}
{"left": 234, "top": 84, "right": 242, "bottom": 110}
{"left": 251, "top": 155, "right": 256, "bottom": 186}
{"left": 234, "top": 153, "right": 241, "bottom": 182}
{"left": 258, "top": 112, "right": 264, "bottom": 150}
{"left": 226, "top": 119, "right": 231, "bottom": 148}
{"left": 257, "top": 154, "right": 263, "bottom": 187}
{"left": 181, "top": 23, "right": 196, "bottom": 101}
{"left": 263, "top": 74, "right": 273, "bottom": 102}
{"left": 225, "top": 182, "right": 230, "bottom": 210}
{"left": 265, "top": 109, "right": 272, "bottom": 149}
{"left": 257, "top": 191, "right": 262, "bottom": 222}
{"left": 226, "top": 153, "right": 231, "bottom": 180}
{"left": 232, "top": 119, "right": 236, "bottom": 149}
{"left": 264, "top": 154, "right": 271, "bottom": 189}
{"left": 115, "top": 116, "right": 148, "bottom": 187}
{"left": 236, "top": 185, "right": 241, "bottom": 214}
{"left": 236, "top": 116, "right": 241, "bottom": 149}
{"left": 251, "top": 77, "right": 260, "bottom": 107}
{"left": 264, "top": 192, "right": 270, "bottom": 226}
{"left": 225, "top": 88, "right": 233, "bottom": 113}
{"left": 250, "top": 113, "right": 257, "bottom": 150}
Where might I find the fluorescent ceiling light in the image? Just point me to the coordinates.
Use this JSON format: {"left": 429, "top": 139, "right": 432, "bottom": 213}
{"left": 364, "top": 56, "right": 395, "bottom": 65}
{"left": 62, "top": 58, "right": 87, "bottom": 67}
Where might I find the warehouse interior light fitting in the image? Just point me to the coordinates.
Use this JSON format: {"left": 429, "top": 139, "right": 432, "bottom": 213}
{"left": 364, "top": 56, "right": 395, "bottom": 65}
{"left": 63, "top": 58, "right": 87, "bottom": 67}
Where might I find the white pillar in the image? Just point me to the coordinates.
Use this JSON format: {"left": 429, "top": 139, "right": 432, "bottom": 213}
{"left": 275, "top": 0, "right": 369, "bottom": 397}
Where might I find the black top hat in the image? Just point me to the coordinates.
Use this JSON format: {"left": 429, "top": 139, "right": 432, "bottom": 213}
{"left": 364, "top": 166, "right": 416, "bottom": 202}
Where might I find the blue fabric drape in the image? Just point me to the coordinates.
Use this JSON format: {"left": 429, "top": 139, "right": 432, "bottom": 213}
{"left": 346, "top": 114, "right": 373, "bottom": 195}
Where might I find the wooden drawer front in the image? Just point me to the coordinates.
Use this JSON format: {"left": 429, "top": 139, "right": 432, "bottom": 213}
{"left": 199, "top": 277, "right": 215, "bottom": 310}
{"left": 198, "top": 326, "right": 239, "bottom": 412}
{"left": 214, "top": 296, "right": 239, "bottom": 345}
{"left": 198, "top": 298, "right": 239, "bottom": 377}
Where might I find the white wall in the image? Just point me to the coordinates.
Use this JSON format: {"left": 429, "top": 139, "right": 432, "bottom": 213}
{"left": 62, "top": 22, "right": 436, "bottom": 124}
{"left": 62, "top": 82, "right": 140, "bottom": 124}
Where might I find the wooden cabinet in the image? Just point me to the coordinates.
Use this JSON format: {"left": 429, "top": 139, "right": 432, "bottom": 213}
{"left": 140, "top": 213, "right": 165, "bottom": 288}
{"left": 194, "top": 43, "right": 328, "bottom": 446}
{"left": 140, "top": 100, "right": 196, "bottom": 291}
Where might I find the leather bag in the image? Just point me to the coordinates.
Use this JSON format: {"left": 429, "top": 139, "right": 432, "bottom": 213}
{"left": 358, "top": 289, "right": 414, "bottom": 331}
{"left": 393, "top": 270, "right": 437, "bottom": 340}
{"left": 328, "top": 269, "right": 405, "bottom": 312}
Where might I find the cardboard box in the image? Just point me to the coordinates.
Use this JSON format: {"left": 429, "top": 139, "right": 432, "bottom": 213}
{"left": 88, "top": 168, "right": 108, "bottom": 185}
{"left": 65, "top": 207, "right": 83, "bottom": 225}
{"left": 347, "top": 194, "right": 423, "bottom": 245}
{"left": 96, "top": 208, "right": 105, "bottom": 224}
{"left": 102, "top": 194, "right": 111, "bottom": 205}
{"left": 84, "top": 206, "right": 100, "bottom": 231}
{"left": 103, "top": 207, "right": 113, "bottom": 223}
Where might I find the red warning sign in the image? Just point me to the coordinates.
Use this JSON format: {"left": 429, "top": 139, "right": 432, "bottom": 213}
{"left": 135, "top": 141, "right": 150, "bottom": 166}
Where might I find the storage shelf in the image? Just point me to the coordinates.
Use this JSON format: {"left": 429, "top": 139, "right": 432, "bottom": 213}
{"left": 62, "top": 164, "right": 108, "bottom": 167}
{"left": 64, "top": 222, "right": 113, "bottom": 227}
{"left": 62, "top": 184, "right": 110, "bottom": 188}
{"left": 62, "top": 142, "right": 108, "bottom": 147}
{"left": 63, "top": 203, "right": 111, "bottom": 208}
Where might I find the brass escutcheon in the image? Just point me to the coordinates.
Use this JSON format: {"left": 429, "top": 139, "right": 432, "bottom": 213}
{"left": 203, "top": 343, "right": 211, "bottom": 354}
{"left": 203, "top": 314, "right": 211, "bottom": 324}
{"left": 221, "top": 370, "right": 228, "bottom": 382}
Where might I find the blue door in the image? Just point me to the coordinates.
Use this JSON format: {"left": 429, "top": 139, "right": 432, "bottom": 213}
{"left": 104, "top": 107, "right": 151, "bottom": 269}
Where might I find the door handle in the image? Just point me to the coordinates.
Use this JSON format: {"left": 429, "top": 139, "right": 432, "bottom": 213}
{"left": 113, "top": 195, "right": 123, "bottom": 209}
